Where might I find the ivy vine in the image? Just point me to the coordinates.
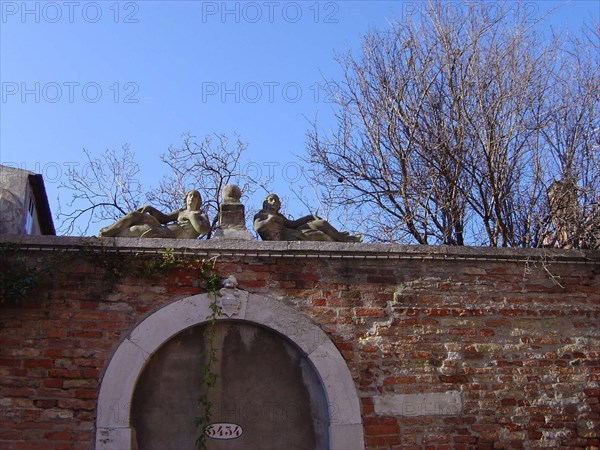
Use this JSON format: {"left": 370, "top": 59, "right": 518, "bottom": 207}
{"left": 195, "top": 258, "right": 221, "bottom": 450}
{"left": 0, "top": 245, "right": 38, "bottom": 304}
{"left": 0, "top": 244, "right": 219, "bottom": 304}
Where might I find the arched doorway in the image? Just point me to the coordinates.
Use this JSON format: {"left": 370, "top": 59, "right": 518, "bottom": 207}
{"left": 131, "top": 321, "right": 329, "bottom": 449}
{"left": 95, "top": 290, "right": 364, "bottom": 449}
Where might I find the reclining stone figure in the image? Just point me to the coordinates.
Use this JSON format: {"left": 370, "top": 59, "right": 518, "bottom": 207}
{"left": 98, "top": 189, "right": 210, "bottom": 239}
{"left": 253, "top": 193, "right": 360, "bottom": 242}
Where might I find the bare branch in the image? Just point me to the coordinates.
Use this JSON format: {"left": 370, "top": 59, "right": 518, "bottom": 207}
{"left": 305, "top": 1, "right": 599, "bottom": 248}
{"left": 56, "top": 145, "right": 143, "bottom": 235}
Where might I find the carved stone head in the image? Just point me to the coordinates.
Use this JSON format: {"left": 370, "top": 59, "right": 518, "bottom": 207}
{"left": 184, "top": 190, "right": 202, "bottom": 210}
{"left": 263, "top": 193, "right": 281, "bottom": 211}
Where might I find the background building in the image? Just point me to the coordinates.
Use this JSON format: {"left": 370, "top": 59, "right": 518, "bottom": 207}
{"left": 0, "top": 165, "right": 55, "bottom": 236}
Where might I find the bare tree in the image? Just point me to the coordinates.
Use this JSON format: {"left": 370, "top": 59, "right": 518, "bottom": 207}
{"left": 306, "top": 1, "right": 599, "bottom": 248}
{"left": 537, "top": 26, "right": 600, "bottom": 249}
{"left": 57, "top": 145, "right": 143, "bottom": 235}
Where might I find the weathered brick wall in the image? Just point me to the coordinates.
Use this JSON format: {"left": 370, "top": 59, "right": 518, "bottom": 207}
{"left": 1, "top": 236, "right": 598, "bottom": 449}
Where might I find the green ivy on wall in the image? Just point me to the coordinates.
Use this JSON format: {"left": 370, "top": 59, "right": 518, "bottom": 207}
{"left": 196, "top": 290, "right": 220, "bottom": 450}
{"left": 0, "top": 245, "right": 38, "bottom": 304}
{"left": 0, "top": 244, "right": 221, "bottom": 304}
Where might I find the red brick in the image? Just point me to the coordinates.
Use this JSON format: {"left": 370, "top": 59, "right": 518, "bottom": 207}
{"left": 364, "top": 417, "right": 398, "bottom": 426}
{"left": 366, "top": 435, "right": 402, "bottom": 446}
{"left": 1, "top": 430, "right": 22, "bottom": 439}
{"left": 79, "top": 301, "right": 97, "bottom": 310}
{"left": 82, "top": 368, "right": 100, "bottom": 379}
{"left": 15, "top": 442, "right": 49, "bottom": 450}
{"left": 74, "top": 389, "right": 97, "bottom": 399}
{"left": 49, "top": 369, "right": 80, "bottom": 378}
{"left": 73, "top": 330, "right": 102, "bottom": 339}
{"left": 1, "top": 387, "right": 35, "bottom": 397}
{"left": 14, "top": 421, "right": 53, "bottom": 430}
{"left": 355, "top": 308, "right": 387, "bottom": 317}
{"left": 361, "top": 398, "right": 375, "bottom": 415}
{"left": 48, "top": 328, "right": 69, "bottom": 338}
{"left": 480, "top": 328, "right": 496, "bottom": 336}
{"left": 42, "top": 379, "right": 63, "bottom": 388}
{"left": 73, "top": 358, "right": 104, "bottom": 368}
{"left": 57, "top": 399, "right": 95, "bottom": 410}
{"left": 33, "top": 399, "right": 58, "bottom": 409}
{"left": 365, "top": 424, "right": 401, "bottom": 435}
{"left": 0, "top": 358, "right": 16, "bottom": 366}
{"left": 334, "top": 341, "right": 353, "bottom": 351}
{"left": 45, "top": 348, "right": 63, "bottom": 358}
{"left": 23, "top": 359, "right": 53, "bottom": 369}
{"left": 453, "top": 435, "right": 477, "bottom": 443}
{"left": 297, "top": 273, "right": 320, "bottom": 282}
{"left": 439, "top": 375, "right": 469, "bottom": 383}
{"left": 384, "top": 376, "right": 416, "bottom": 385}
{"left": 44, "top": 431, "right": 73, "bottom": 440}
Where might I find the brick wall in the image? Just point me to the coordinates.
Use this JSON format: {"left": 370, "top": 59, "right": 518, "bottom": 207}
{"left": 1, "top": 236, "right": 598, "bottom": 449}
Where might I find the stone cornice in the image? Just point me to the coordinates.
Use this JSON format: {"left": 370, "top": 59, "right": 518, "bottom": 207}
{"left": 1, "top": 234, "right": 598, "bottom": 264}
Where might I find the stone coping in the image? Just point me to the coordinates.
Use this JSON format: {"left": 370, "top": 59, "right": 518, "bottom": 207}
{"left": 1, "top": 234, "right": 598, "bottom": 264}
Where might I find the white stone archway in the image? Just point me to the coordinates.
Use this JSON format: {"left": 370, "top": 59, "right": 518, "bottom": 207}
{"left": 95, "top": 291, "right": 364, "bottom": 450}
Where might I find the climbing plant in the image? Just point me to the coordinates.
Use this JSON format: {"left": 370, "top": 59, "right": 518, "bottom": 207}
{"left": 0, "top": 246, "right": 38, "bottom": 304}
{"left": 195, "top": 258, "right": 221, "bottom": 450}
{"left": 0, "top": 244, "right": 220, "bottom": 305}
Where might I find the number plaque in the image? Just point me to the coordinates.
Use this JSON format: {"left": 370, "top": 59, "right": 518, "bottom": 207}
{"left": 205, "top": 423, "right": 243, "bottom": 440}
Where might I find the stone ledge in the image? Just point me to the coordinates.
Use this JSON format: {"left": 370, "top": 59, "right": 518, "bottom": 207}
{"left": 1, "top": 234, "right": 598, "bottom": 264}
{"left": 373, "top": 391, "right": 462, "bottom": 417}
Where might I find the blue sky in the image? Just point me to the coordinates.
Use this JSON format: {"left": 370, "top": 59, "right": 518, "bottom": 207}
{"left": 1, "top": 0, "right": 598, "bottom": 235}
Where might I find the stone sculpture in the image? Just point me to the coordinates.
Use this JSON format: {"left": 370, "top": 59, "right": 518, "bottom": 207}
{"left": 221, "top": 184, "right": 242, "bottom": 204}
{"left": 217, "top": 275, "right": 248, "bottom": 318}
{"left": 98, "top": 190, "right": 210, "bottom": 239}
{"left": 253, "top": 193, "right": 360, "bottom": 242}
{"left": 212, "top": 184, "right": 254, "bottom": 240}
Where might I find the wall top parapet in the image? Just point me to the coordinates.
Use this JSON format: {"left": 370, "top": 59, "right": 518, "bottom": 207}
{"left": 1, "top": 234, "right": 598, "bottom": 265}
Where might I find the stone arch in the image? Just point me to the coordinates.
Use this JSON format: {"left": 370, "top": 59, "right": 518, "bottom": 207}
{"left": 95, "top": 291, "right": 364, "bottom": 450}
